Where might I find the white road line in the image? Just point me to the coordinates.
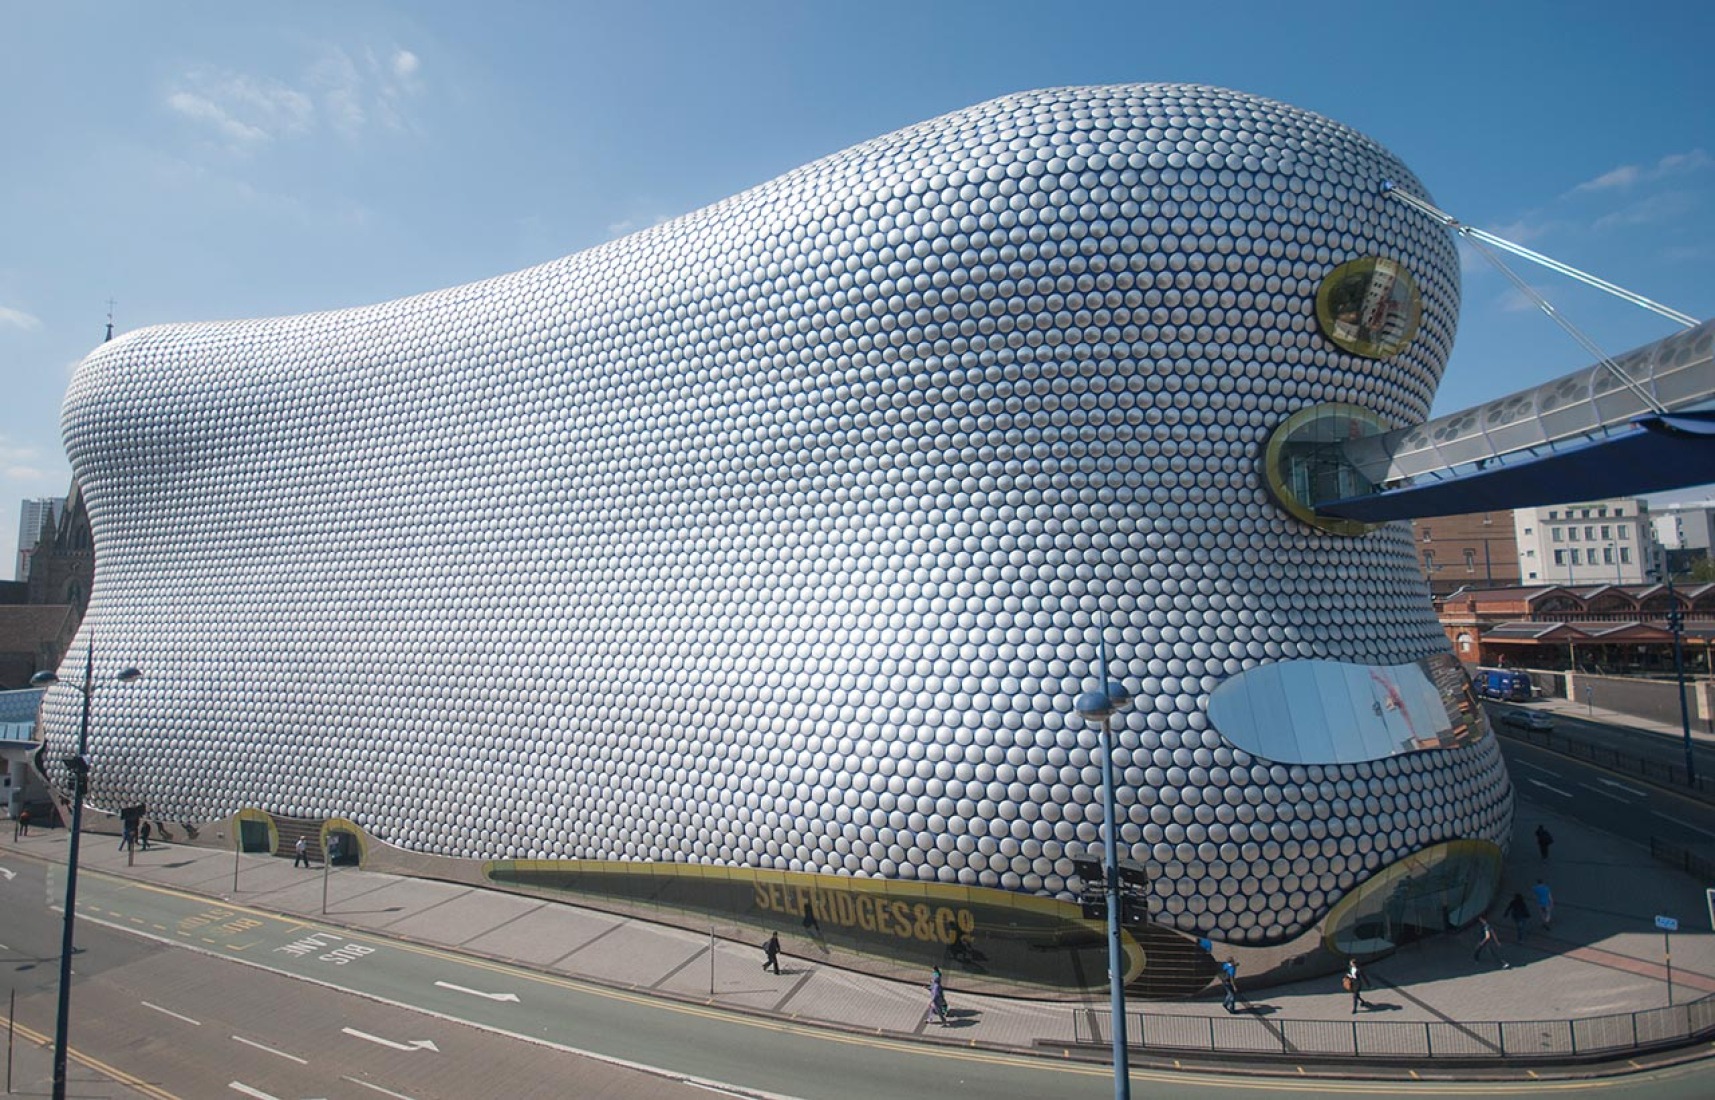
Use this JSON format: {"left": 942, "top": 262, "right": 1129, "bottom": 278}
{"left": 344, "top": 1077, "right": 420, "bottom": 1100}
{"left": 1597, "top": 777, "right": 1648, "bottom": 797}
{"left": 229, "top": 1084, "right": 281, "bottom": 1100}
{"left": 435, "top": 980, "right": 521, "bottom": 1002}
{"left": 1514, "top": 761, "right": 1564, "bottom": 779}
{"left": 232, "top": 1034, "right": 308, "bottom": 1064}
{"left": 1654, "top": 813, "right": 1715, "bottom": 839}
{"left": 141, "top": 1001, "right": 201, "bottom": 1025}
{"left": 1578, "top": 783, "right": 1632, "bottom": 803}
{"left": 1523, "top": 777, "right": 1573, "bottom": 798}
{"left": 342, "top": 1026, "right": 439, "bottom": 1053}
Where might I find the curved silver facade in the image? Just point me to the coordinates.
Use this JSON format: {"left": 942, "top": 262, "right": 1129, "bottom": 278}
{"left": 45, "top": 84, "right": 1513, "bottom": 948}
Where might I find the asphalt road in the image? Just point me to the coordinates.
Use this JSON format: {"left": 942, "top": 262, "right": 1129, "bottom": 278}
{"left": 1490, "top": 709, "right": 1715, "bottom": 852}
{"left": 7, "top": 743, "right": 1715, "bottom": 1098}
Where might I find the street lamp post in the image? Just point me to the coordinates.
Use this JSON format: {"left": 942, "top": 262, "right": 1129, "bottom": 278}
{"left": 1663, "top": 572, "right": 1696, "bottom": 784}
{"left": 1075, "top": 644, "right": 1134, "bottom": 1100}
{"left": 31, "top": 648, "right": 142, "bottom": 1100}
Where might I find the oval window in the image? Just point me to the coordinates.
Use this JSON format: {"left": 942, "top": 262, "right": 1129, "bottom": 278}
{"left": 1316, "top": 257, "right": 1422, "bottom": 359}
{"left": 1261, "top": 403, "right": 1388, "bottom": 536}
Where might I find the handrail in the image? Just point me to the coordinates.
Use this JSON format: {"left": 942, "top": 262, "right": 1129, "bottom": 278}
{"left": 1073, "top": 991, "right": 1715, "bottom": 1061}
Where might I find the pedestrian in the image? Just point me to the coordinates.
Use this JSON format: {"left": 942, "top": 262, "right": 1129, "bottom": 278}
{"left": 801, "top": 899, "right": 821, "bottom": 937}
{"left": 1344, "top": 958, "right": 1370, "bottom": 1012}
{"left": 1473, "top": 916, "right": 1510, "bottom": 969}
{"left": 1219, "top": 956, "right": 1239, "bottom": 1014}
{"left": 1504, "top": 892, "right": 1531, "bottom": 942}
{"left": 139, "top": 821, "right": 152, "bottom": 850}
{"left": 13, "top": 808, "right": 27, "bottom": 839}
{"left": 293, "top": 835, "right": 310, "bottom": 868}
{"left": 927, "top": 967, "right": 950, "bottom": 1025}
{"left": 762, "top": 931, "right": 781, "bottom": 974}
{"left": 1535, "top": 824, "right": 1554, "bottom": 860}
{"left": 1532, "top": 878, "right": 1554, "bottom": 930}
{"left": 119, "top": 825, "right": 135, "bottom": 853}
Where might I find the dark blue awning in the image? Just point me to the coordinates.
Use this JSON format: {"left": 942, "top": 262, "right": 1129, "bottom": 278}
{"left": 1317, "top": 410, "right": 1715, "bottom": 522}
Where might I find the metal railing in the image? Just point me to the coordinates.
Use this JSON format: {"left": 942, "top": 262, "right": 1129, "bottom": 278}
{"left": 1073, "top": 993, "right": 1715, "bottom": 1061}
{"left": 1651, "top": 836, "right": 1715, "bottom": 882}
{"left": 1495, "top": 724, "right": 1715, "bottom": 803}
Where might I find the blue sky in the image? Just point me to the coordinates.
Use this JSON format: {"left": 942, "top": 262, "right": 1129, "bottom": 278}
{"left": 3, "top": 0, "right": 1711, "bottom": 570}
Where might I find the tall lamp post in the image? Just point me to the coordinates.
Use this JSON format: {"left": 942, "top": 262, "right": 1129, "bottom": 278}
{"left": 1075, "top": 644, "right": 1134, "bottom": 1100}
{"left": 31, "top": 649, "right": 142, "bottom": 1100}
{"left": 1662, "top": 571, "right": 1696, "bottom": 784}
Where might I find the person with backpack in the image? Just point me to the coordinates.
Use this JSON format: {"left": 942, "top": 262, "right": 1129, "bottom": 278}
{"left": 1219, "top": 956, "right": 1239, "bottom": 1013}
{"left": 762, "top": 931, "right": 781, "bottom": 974}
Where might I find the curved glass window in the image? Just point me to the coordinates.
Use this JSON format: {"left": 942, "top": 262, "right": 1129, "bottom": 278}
{"left": 1207, "top": 652, "right": 1487, "bottom": 765}
{"left": 1323, "top": 840, "right": 1503, "bottom": 957}
{"left": 1316, "top": 257, "right": 1422, "bottom": 358}
{"left": 1261, "top": 403, "right": 1387, "bottom": 536}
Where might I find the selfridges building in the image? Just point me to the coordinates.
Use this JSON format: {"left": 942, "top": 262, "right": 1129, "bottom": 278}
{"left": 42, "top": 84, "right": 1513, "bottom": 995}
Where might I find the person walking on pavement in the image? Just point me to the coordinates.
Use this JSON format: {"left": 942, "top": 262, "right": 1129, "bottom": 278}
{"left": 1474, "top": 916, "right": 1510, "bottom": 969}
{"left": 293, "top": 835, "right": 310, "bottom": 868}
{"left": 927, "top": 967, "right": 950, "bottom": 1025}
{"left": 1344, "top": 958, "right": 1370, "bottom": 1012}
{"left": 1219, "top": 956, "right": 1239, "bottom": 1013}
{"left": 13, "top": 809, "right": 27, "bottom": 839}
{"left": 139, "top": 821, "right": 152, "bottom": 850}
{"left": 1532, "top": 878, "right": 1554, "bottom": 930}
{"left": 1504, "top": 892, "right": 1531, "bottom": 942}
{"left": 1535, "top": 824, "right": 1554, "bottom": 860}
{"left": 762, "top": 931, "right": 782, "bottom": 974}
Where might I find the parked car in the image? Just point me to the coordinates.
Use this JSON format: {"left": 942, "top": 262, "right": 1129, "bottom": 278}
{"left": 1499, "top": 709, "right": 1555, "bottom": 731}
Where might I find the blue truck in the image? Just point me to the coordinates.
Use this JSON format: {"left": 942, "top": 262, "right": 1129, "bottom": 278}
{"left": 1473, "top": 668, "right": 1533, "bottom": 702}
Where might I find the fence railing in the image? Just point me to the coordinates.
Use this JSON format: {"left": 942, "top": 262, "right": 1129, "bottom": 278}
{"left": 1073, "top": 993, "right": 1715, "bottom": 1061}
{"left": 1495, "top": 724, "right": 1715, "bottom": 803}
{"left": 1651, "top": 836, "right": 1715, "bottom": 882}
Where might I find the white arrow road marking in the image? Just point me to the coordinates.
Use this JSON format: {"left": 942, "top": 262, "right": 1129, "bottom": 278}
{"left": 344, "top": 1077, "right": 420, "bottom": 1100}
{"left": 1597, "top": 776, "right": 1647, "bottom": 797}
{"left": 1523, "top": 777, "right": 1572, "bottom": 798}
{"left": 233, "top": 1035, "right": 307, "bottom": 1063}
{"left": 141, "top": 1001, "right": 201, "bottom": 1025}
{"left": 0, "top": 866, "right": 15, "bottom": 881}
{"left": 230, "top": 1084, "right": 281, "bottom": 1100}
{"left": 435, "top": 980, "right": 521, "bottom": 1002}
{"left": 342, "top": 1026, "right": 439, "bottom": 1052}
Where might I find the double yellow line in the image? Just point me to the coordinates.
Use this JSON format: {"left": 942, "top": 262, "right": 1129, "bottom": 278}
{"left": 1, "top": 1014, "right": 181, "bottom": 1099}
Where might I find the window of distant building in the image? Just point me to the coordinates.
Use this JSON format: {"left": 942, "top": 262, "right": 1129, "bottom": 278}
{"left": 1457, "top": 632, "right": 1473, "bottom": 653}
{"left": 1464, "top": 549, "right": 1476, "bottom": 572}
{"left": 1528, "top": 570, "right": 1539, "bottom": 580}
{"left": 1604, "top": 547, "right": 1615, "bottom": 565}
{"left": 1585, "top": 526, "right": 1595, "bottom": 540}
{"left": 1619, "top": 525, "right": 1630, "bottom": 540}
{"left": 1548, "top": 510, "right": 1559, "bottom": 520}
{"left": 1526, "top": 549, "right": 1536, "bottom": 558}
{"left": 1601, "top": 525, "right": 1612, "bottom": 539}
{"left": 1554, "top": 550, "right": 1566, "bottom": 565}
{"left": 1423, "top": 550, "right": 1435, "bottom": 570}
{"left": 1616, "top": 507, "right": 1626, "bottom": 517}
{"left": 1599, "top": 507, "right": 1608, "bottom": 517}
{"left": 1621, "top": 547, "right": 1632, "bottom": 564}
{"left": 1552, "top": 528, "right": 1563, "bottom": 542}
{"left": 1571, "top": 549, "right": 1582, "bottom": 564}
{"left": 1421, "top": 527, "right": 1432, "bottom": 542}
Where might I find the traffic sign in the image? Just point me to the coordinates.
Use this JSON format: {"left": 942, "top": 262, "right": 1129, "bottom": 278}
{"left": 1655, "top": 914, "right": 1680, "bottom": 932}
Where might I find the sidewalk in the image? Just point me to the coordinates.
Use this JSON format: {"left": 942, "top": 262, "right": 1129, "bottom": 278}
{"left": 4, "top": 759, "right": 1714, "bottom": 1083}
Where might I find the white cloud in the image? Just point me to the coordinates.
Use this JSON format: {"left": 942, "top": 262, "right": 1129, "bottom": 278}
{"left": 1571, "top": 149, "right": 1711, "bottom": 194}
{"left": 166, "top": 69, "right": 314, "bottom": 149}
{"left": 1592, "top": 190, "right": 1698, "bottom": 231}
{"left": 310, "top": 44, "right": 425, "bottom": 141}
{"left": 165, "top": 43, "right": 425, "bottom": 151}
{"left": 0, "top": 305, "right": 42, "bottom": 332}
